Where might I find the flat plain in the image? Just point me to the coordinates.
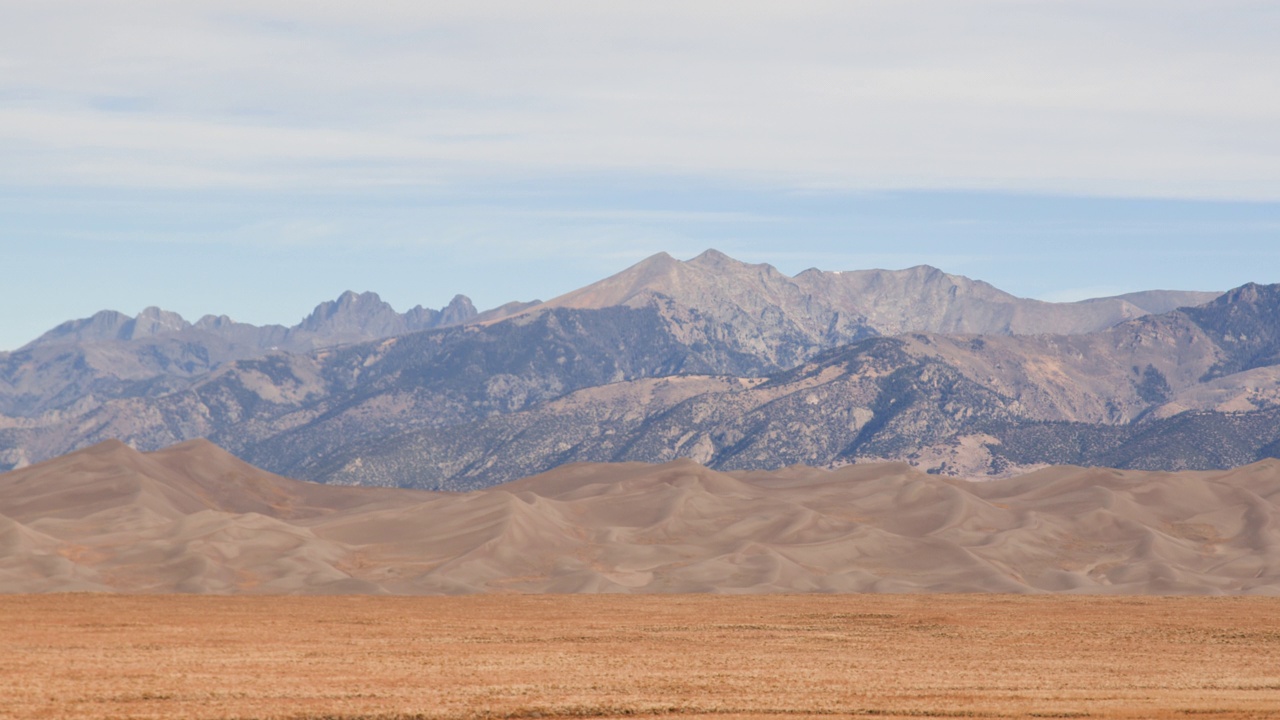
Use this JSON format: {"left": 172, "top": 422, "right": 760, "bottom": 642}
{"left": 2, "top": 594, "right": 1279, "bottom": 720}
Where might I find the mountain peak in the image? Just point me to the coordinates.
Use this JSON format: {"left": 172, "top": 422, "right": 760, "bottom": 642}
{"left": 1179, "top": 282, "right": 1280, "bottom": 379}
{"left": 300, "top": 291, "right": 397, "bottom": 331}
{"left": 1217, "top": 282, "right": 1278, "bottom": 306}
{"left": 631, "top": 251, "right": 678, "bottom": 270}
{"left": 293, "top": 290, "right": 485, "bottom": 342}
{"left": 684, "top": 250, "right": 788, "bottom": 281}
{"left": 440, "top": 295, "right": 478, "bottom": 326}
{"left": 193, "top": 314, "right": 234, "bottom": 330}
{"left": 128, "top": 307, "right": 189, "bottom": 339}
{"left": 901, "top": 264, "right": 946, "bottom": 277}
{"left": 335, "top": 290, "right": 382, "bottom": 307}
{"left": 687, "top": 248, "right": 736, "bottom": 267}
{"left": 1190, "top": 281, "right": 1280, "bottom": 314}
{"left": 21, "top": 306, "right": 194, "bottom": 349}
{"left": 21, "top": 310, "right": 133, "bottom": 349}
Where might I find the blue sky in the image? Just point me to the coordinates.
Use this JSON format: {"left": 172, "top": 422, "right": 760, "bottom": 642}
{"left": 2, "top": 2, "right": 1279, "bottom": 350}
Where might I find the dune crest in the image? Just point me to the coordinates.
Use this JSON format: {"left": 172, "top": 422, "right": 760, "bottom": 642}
{"left": 2, "top": 441, "right": 1280, "bottom": 595}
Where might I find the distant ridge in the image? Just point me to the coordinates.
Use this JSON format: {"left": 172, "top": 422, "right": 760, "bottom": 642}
{"left": 485, "top": 249, "right": 1219, "bottom": 337}
{"left": 15, "top": 251, "right": 1220, "bottom": 354}
{"left": 3, "top": 440, "right": 1280, "bottom": 595}
{"left": 0, "top": 289, "right": 483, "bottom": 424}
{"left": 24, "top": 289, "right": 480, "bottom": 353}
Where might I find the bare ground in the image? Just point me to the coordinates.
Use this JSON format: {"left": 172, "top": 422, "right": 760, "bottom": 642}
{"left": 2, "top": 594, "right": 1279, "bottom": 720}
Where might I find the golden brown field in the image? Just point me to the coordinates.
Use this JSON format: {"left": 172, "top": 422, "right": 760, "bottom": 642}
{"left": 2, "top": 594, "right": 1279, "bottom": 720}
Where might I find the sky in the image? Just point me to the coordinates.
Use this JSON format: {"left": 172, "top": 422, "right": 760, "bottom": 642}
{"left": 2, "top": 1, "right": 1279, "bottom": 350}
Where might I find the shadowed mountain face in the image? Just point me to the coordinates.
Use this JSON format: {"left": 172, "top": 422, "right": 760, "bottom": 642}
{"left": 1181, "top": 283, "right": 1280, "bottom": 379}
{"left": 0, "top": 304, "right": 790, "bottom": 474}
{"left": 303, "top": 286, "right": 1280, "bottom": 489}
{"left": 3, "top": 440, "right": 1279, "bottom": 595}
{"left": 0, "top": 290, "right": 479, "bottom": 419}
{"left": 0, "top": 245, "right": 1244, "bottom": 476}
{"left": 0, "top": 251, "right": 1223, "bottom": 477}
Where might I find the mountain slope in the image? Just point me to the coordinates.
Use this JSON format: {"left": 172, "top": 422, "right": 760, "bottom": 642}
{"left": 317, "top": 283, "right": 1280, "bottom": 489}
{"left": 496, "top": 249, "right": 1218, "bottom": 338}
{"left": 0, "top": 303, "right": 788, "bottom": 474}
{"left": 0, "top": 251, "right": 1230, "bottom": 477}
{"left": 0, "top": 291, "right": 481, "bottom": 420}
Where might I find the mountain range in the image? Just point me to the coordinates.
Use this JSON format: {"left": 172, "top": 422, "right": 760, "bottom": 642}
{"left": 304, "top": 283, "right": 1280, "bottom": 488}
{"left": 497, "top": 249, "right": 1212, "bottom": 336}
{"left": 1, "top": 250, "right": 1261, "bottom": 487}
{"left": 4, "top": 439, "right": 1279, "bottom": 594}
{"left": 27, "top": 290, "right": 480, "bottom": 353}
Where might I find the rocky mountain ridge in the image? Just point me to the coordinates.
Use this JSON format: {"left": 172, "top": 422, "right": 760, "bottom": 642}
{"left": 25, "top": 290, "right": 480, "bottom": 353}
{"left": 296, "top": 283, "right": 1280, "bottom": 489}
{"left": 0, "top": 290, "right": 482, "bottom": 421}
{"left": 0, "top": 250, "right": 1239, "bottom": 480}
{"left": 494, "top": 249, "right": 1217, "bottom": 339}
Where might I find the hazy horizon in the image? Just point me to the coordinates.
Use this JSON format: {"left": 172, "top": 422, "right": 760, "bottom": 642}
{"left": 3, "top": 3, "right": 1278, "bottom": 350}
{"left": 2, "top": 238, "right": 1269, "bottom": 350}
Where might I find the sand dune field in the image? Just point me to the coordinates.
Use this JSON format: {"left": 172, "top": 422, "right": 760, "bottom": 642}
{"left": 4, "top": 439, "right": 1280, "bottom": 594}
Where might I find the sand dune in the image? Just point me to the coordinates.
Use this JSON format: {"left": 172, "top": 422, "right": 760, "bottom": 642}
{"left": 2, "top": 440, "right": 1280, "bottom": 594}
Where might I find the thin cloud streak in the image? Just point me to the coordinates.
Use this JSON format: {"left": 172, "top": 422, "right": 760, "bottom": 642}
{"left": 2, "top": 2, "right": 1279, "bottom": 199}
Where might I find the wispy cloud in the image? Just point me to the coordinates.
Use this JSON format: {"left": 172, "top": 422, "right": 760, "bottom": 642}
{"left": 2, "top": 2, "right": 1279, "bottom": 199}
{"left": 4, "top": 1, "right": 1280, "bottom": 351}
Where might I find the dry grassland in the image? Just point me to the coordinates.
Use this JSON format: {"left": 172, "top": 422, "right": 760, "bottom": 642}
{"left": 2, "top": 594, "right": 1279, "bottom": 720}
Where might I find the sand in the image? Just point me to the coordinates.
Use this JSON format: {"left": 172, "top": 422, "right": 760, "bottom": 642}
{"left": 1, "top": 593, "right": 1278, "bottom": 720}
{"left": 3, "top": 440, "right": 1280, "bottom": 594}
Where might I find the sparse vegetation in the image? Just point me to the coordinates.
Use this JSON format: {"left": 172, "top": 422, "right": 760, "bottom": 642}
{"left": 1136, "top": 364, "right": 1173, "bottom": 404}
{"left": 2, "top": 594, "right": 1278, "bottom": 720}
